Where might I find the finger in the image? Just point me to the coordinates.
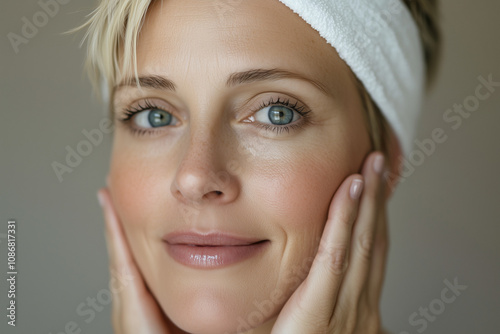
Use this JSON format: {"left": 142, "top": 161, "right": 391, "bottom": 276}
{"left": 98, "top": 188, "right": 171, "bottom": 333}
{"left": 367, "top": 180, "right": 389, "bottom": 306}
{"left": 337, "top": 152, "right": 385, "bottom": 308}
{"left": 98, "top": 188, "right": 145, "bottom": 299}
{"left": 98, "top": 187, "right": 143, "bottom": 331}
{"left": 288, "top": 175, "right": 364, "bottom": 322}
{"left": 271, "top": 174, "right": 364, "bottom": 333}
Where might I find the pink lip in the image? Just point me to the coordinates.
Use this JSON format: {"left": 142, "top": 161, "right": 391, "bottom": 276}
{"left": 163, "top": 232, "right": 269, "bottom": 269}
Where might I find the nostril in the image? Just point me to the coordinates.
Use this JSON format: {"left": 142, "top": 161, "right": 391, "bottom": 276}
{"left": 203, "top": 190, "right": 223, "bottom": 201}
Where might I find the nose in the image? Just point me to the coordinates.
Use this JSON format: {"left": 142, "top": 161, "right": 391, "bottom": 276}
{"left": 170, "top": 129, "right": 240, "bottom": 207}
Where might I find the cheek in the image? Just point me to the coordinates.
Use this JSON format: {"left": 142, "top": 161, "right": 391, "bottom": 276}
{"left": 108, "top": 159, "right": 144, "bottom": 226}
{"left": 255, "top": 135, "right": 361, "bottom": 234}
{"left": 251, "top": 123, "right": 369, "bottom": 285}
{"left": 107, "top": 141, "right": 171, "bottom": 234}
{"left": 107, "top": 142, "right": 175, "bottom": 288}
{"left": 257, "top": 157, "right": 343, "bottom": 231}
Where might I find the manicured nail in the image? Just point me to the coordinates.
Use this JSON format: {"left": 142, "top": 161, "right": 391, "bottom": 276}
{"left": 350, "top": 179, "right": 364, "bottom": 200}
{"left": 373, "top": 154, "right": 385, "bottom": 174}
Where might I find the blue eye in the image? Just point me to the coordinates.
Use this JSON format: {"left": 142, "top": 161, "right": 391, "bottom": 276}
{"left": 254, "top": 105, "right": 299, "bottom": 126}
{"left": 269, "top": 106, "right": 294, "bottom": 125}
{"left": 249, "top": 97, "right": 313, "bottom": 135}
{"left": 120, "top": 99, "right": 180, "bottom": 131}
{"left": 127, "top": 108, "right": 179, "bottom": 129}
{"left": 144, "top": 109, "right": 173, "bottom": 127}
{"left": 120, "top": 97, "right": 311, "bottom": 136}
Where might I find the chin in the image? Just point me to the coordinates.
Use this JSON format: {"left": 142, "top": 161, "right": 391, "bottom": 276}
{"left": 153, "top": 279, "right": 281, "bottom": 334}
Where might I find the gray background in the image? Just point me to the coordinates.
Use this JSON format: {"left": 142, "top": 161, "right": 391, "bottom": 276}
{"left": 1, "top": 0, "right": 499, "bottom": 333}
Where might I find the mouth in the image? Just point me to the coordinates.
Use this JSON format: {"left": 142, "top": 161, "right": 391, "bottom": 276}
{"left": 163, "top": 232, "right": 269, "bottom": 269}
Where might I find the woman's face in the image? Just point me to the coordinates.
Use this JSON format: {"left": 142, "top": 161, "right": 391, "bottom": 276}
{"left": 109, "top": 0, "right": 371, "bottom": 333}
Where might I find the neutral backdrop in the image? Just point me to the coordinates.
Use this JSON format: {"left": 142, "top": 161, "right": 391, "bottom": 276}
{"left": 1, "top": 1, "right": 499, "bottom": 333}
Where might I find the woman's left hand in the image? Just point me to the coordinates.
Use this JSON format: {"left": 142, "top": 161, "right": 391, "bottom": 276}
{"left": 271, "top": 151, "right": 389, "bottom": 334}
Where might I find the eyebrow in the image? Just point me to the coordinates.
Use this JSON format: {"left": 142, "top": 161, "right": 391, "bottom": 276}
{"left": 114, "top": 68, "right": 330, "bottom": 95}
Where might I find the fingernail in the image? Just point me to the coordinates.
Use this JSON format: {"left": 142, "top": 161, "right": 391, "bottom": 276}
{"left": 373, "top": 154, "right": 385, "bottom": 174}
{"left": 97, "top": 191, "right": 105, "bottom": 208}
{"left": 350, "top": 179, "right": 364, "bottom": 200}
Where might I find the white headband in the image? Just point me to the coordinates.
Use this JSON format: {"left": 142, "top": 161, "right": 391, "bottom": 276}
{"left": 278, "top": 0, "right": 425, "bottom": 156}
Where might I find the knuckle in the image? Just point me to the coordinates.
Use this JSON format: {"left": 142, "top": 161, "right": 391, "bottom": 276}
{"left": 338, "top": 208, "right": 357, "bottom": 226}
{"left": 319, "top": 245, "right": 349, "bottom": 275}
{"left": 357, "top": 231, "right": 374, "bottom": 261}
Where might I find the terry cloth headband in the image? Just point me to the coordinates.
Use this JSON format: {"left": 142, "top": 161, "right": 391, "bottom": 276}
{"left": 277, "top": 0, "right": 425, "bottom": 157}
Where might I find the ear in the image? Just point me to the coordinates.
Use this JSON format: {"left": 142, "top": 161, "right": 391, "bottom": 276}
{"left": 384, "top": 126, "right": 404, "bottom": 200}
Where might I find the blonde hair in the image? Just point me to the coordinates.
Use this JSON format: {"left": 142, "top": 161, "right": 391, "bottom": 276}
{"left": 73, "top": 0, "right": 441, "bottom": 157}
{"left": 71, "top": 0, "right": 152, "bottom": 104}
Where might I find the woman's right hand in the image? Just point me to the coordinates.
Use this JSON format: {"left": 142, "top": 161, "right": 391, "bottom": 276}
{"left": 98, "top": 188, "right": 183, "bottom": 334}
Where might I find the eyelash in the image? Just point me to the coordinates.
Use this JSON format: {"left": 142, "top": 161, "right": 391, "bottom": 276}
{"left": 253, "top": 97, "right": 312, "bottom": 135}
{"left": 118, "top": 97, "right": 312, "bottom": 136}
{"left": 119, "top": 100, "right": 166, "bottom": 136}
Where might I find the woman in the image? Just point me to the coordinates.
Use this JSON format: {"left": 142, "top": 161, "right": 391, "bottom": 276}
{"left": 77, "top": 0, "right": 440, "bottom": 332}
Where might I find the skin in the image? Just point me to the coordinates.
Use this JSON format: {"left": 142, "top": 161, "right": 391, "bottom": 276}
{"left": 100, "top": 0, "right": 396, "bottom": 333}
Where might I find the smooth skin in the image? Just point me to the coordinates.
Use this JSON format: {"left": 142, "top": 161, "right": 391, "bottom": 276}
{"left": 98, "top": 151, "right": 389, "bottom": 333}
{"left": 98, "top": 0, "right": 398, "bottom": 332}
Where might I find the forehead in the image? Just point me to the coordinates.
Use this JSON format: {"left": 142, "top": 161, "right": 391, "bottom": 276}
{"left": 135, "top": 0, "right": 353, "bottom": 93}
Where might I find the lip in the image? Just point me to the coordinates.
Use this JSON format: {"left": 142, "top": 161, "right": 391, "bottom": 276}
{"left": 163, "top": 231, "right": 269, "bottom": 269}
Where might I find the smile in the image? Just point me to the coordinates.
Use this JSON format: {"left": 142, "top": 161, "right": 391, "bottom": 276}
{"left": 163, "top": 232, "right": 269, "bottom": 269}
